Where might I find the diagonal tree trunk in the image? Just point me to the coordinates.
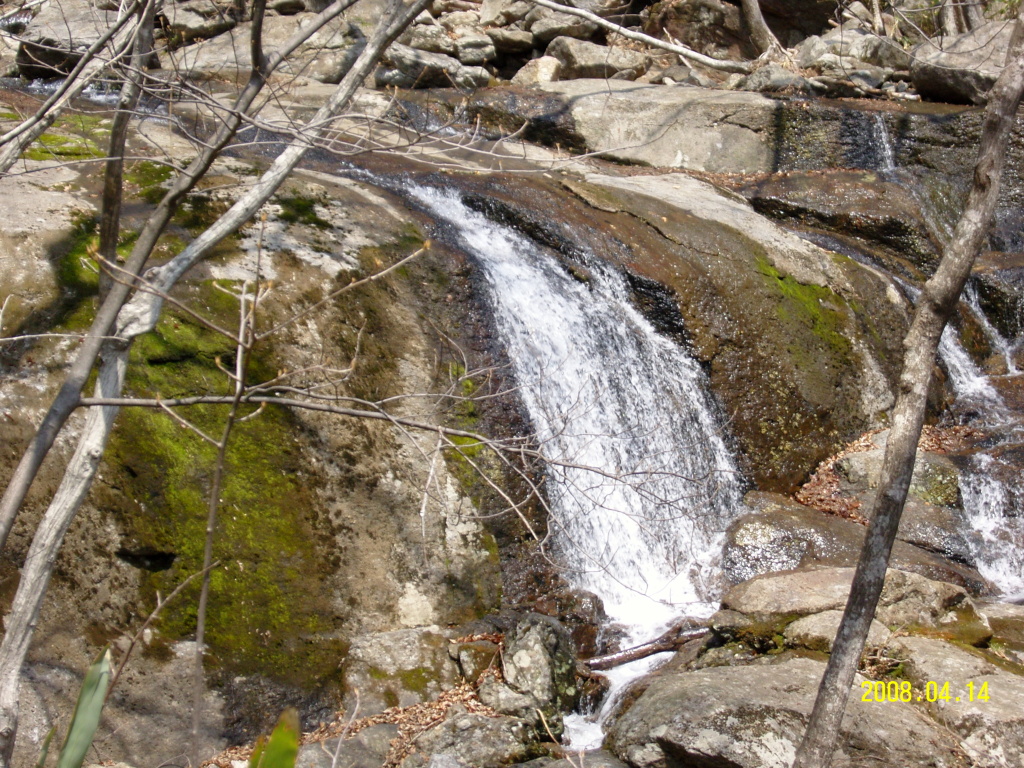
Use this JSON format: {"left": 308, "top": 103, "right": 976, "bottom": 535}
{"left": 791, "top": 11, "right": 1024, "bottom": 768}
{"left": 0, "top": 0, "right": 430, "bottom": 763}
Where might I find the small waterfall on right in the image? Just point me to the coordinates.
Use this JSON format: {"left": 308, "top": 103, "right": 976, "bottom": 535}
{"left": 941, "top": 289, "right": 1024, "bottom": 600}
{"left": 933, "top": 287, "right": 1024, "bottom": 600}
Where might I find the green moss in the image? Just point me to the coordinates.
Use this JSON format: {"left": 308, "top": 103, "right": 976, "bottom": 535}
{"left": 755, "top": 255, "right": 852, "bottom": 365}
{"left": 276, "top": 195, "right": 332, "bottom": 229}
{"left": 397, "top": 667, "right": 433, "bottom": 694}
{"left": 126, "top": 160, "right": 174, "bottom": 205}
{"left": 104, "top": 281, "right": 340, "bottom": 687}
{"left": 22, "top": 130, "right": 103, "bottom": 162}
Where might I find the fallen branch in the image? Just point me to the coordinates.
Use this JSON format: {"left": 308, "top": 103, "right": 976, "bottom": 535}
{"left": 581, "top": 626, "right": 709, "bottom": 671}
{"left": 527, "top": 0, "right": 752, "bottom": 74}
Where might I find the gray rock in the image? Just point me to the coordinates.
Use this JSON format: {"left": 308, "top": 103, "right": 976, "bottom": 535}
{"left": 564, "top": 0, "right": 631, "bottom": 17}
{"left": 896, "top": 637, "right": 1024, "bottom": 768}
{"left": 296, "top": 724, "right": 399, "bottom": 768}
{"left": 438, "top": 10, "right": 482, "bottom": 29}
{"left": 168, "top": 14, "right": 357, "bottom": 83}
{"left": 413, "top": 709, "right": 533, "bottom": 768}
{"left": 978, "top": 600, "right": 1024, "bottom": 651}
{"left": 402, "top": 23, "right": 458, "bottom": 56}
{"left": 911, "top": 21, "right": 1014, "bottom": 104}
{"left": 529, "top": 81, "right": 782, "bottom": 173}
{"left": 454, "top": 32, "right": 497, "bottom": 65}
{"left": 502, "top": 614, "right": 578, "bottom": 717}
{"left": 519, "top": 752, "right": 628, "bottom": 768}
{"left": 738, "top": 63, "right": 811, "bottom": 94}
{"left": 783, "top": 609, "right": 891, "bottom": 652}
{"left": 546, "top": 37, "right": 648, "bottom": 80}
{"left": 838, "top": 442, "right": 961, "bottom": 507}
{"left": 162, "top": 0, "right": 236, "bottom": 44}
{"left": 524, "top": 6, "right": 597, "bottom": 44}
{"left": 510, "top": 55, "right": 561, "bottom": 85}
{"left": 477, "top": 677, "right": 541, "bottom": 722}
{"left": 342, "top": 625, "right": 461, "bottom": 715}
{"left": 17, "top": 0, "right": 121, "bottom": 77}
{"left": 725, "top": 492, "right": 985, "bottom": 593}
{"left": 607, "top": 657, "right": 963, "bottom": 768}
{"left": 376, "top": 43, "right": 490, "bottom": 89}
{"left": 486, "top": 26, "right": 535, "bottom": 53}
{"left": 721, "top": 566, "right": 991, "bottom": 642}
{"left": 479, "top": 0, "right": 532, "bottom": 26}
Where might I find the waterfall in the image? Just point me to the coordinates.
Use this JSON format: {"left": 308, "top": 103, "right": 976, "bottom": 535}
{"left": 871, "top": 113, "right": 896, "bottom": 175}
{"left": 408, "top": 183, "right": 746, "bottom": 744}
{"left": 964, "top": 283, "right": 1020, "bottom": 375}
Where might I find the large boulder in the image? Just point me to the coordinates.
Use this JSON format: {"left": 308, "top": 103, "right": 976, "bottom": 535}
{"left": 342, "top": 626, "right": 462, "bottom": 715}
{"left": 17, "top": 0, "right": 121, "bottom": 78}
{"left": 724, "top": 492, "right": 986, "bottom": 593}
{"left": 644, "top": 0, "right": 755, "bottom": 62}
{"left": 896, "top": 637, "right": 1024, "bottom": 768}
{"left": 607, "top": 657, "right": 964, "bottom": 768}
{"left": 911, "top": 22, "right": 1015, "bottom": 105}
{"left": 546, "top": 37, "right": 648, "bottom": 80}
{"left": 720, "top": 566, "right": 991, "bottom": 644}
{"left": 409, "top": 710, "right": 533, "bottom": 767}
{"left": 375, "top": 43, "right": 491, "bottom": 88}
{"left": 295, "top": 724, "right": 398, "bottom": 768}
{"left": 161, "top": 0, "right": 237, "bottom": 45}
{"left": 523, "top": 5, "right": 597, "bottom": 43}
{"left": 168, "top": 13, "right": 358, "bottom": 82}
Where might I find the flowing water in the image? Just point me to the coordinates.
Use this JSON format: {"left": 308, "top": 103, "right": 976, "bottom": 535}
{"left": 407, "top": 182, "right": 747, "bottom": 744}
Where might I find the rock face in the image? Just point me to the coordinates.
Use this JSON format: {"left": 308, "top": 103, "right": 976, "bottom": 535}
{"left": 567, "top": 172, "right": 907, "bottom": 490}
{"left": 724, "top": 493, "right": 986, "bottom": 593}
{"left": 607, "top": 657, "right": 963, "bottom": 768}
{"left": 546, "top": 37, "right": 648, "bottom": 80}
{"left": 342, "top": 626, "right": 463, "bottom": 715}
{"left": 911, "top": 22, "right": 1015, "bottom": 104}
{"left": 295, "top": 723, "right": 398, "bottom": 768}
{"left": 0, "top": 128, "right": 503, "bottom": 766}
{"left": 719, "top": 566, "right": 992, "bottom": 645}
{"left": 411, "top": 710, "right": 533, "bottom": 767}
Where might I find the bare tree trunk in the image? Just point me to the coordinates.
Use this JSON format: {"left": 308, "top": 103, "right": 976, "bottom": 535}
{"left": 939, "top": 0, "right": 964, "bottom": 37}
{"left": 869, "top": 0, "right": 885, "bottom": 35}
{"left": 791, "top": 13, "right": 1024, "bottom": 768}
{"left": 740, "top": 0, "right": 785, "bottom": 60}
{"left": 98, "top": 0, "right": 156, "bottom": 300}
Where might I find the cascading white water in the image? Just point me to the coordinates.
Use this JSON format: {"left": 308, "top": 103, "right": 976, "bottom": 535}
{"left": 898, "top": 280, "right": 1024, "bottom": 598}
{"left": 408, "top": 183, "right": 746, "bottom": 743}
{"left": 963, "top": 283, "right": 1020, "bottom": 375}
{"left": 871, "top": 113, "right": 897, "bottom": 175}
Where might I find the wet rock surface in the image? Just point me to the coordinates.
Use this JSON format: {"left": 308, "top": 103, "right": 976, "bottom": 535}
{"left": 725, "top": 492, "right": 985, "bottom": 593}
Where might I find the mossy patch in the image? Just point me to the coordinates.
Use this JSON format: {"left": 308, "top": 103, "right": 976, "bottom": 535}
{"left": 125, "top": 160, "right": 175, "bottom": 205}
{"left": 276, "top": 195, "right": 332, "bottom": 229}
{"left": 102, "top": 280, "right": 342, "bottom": 687}
{"left": 755, "top": 254, "right": 852, "bottom": 367}
{"left": 22, "top": 130, "right": 104, "bottom": 162}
